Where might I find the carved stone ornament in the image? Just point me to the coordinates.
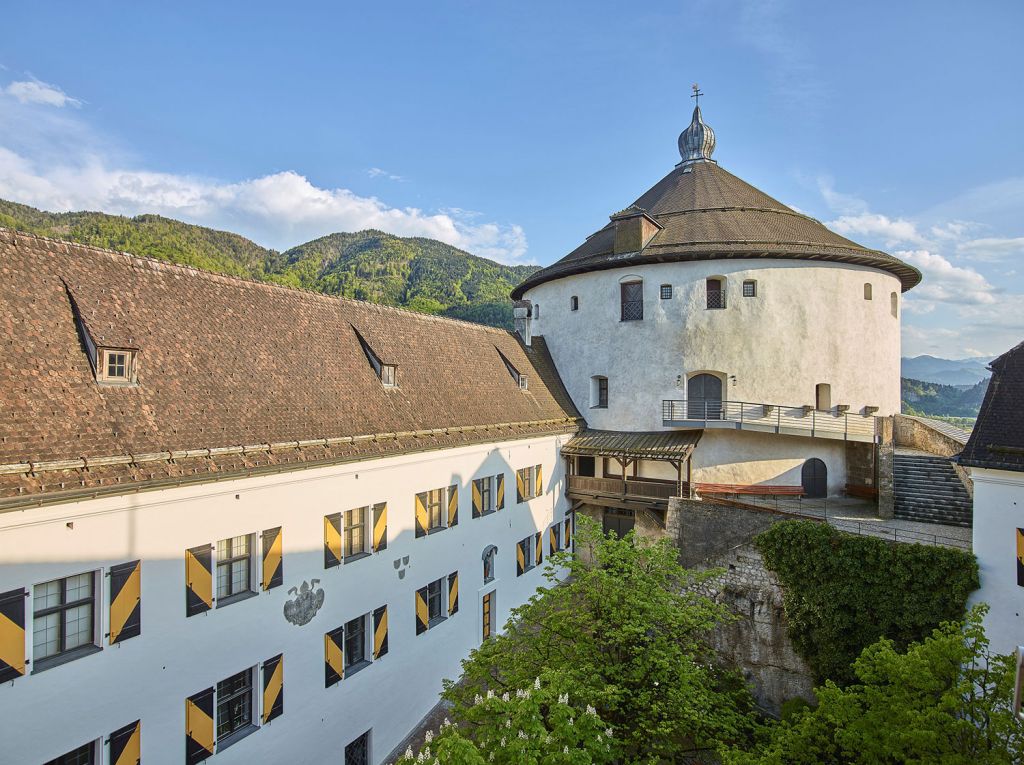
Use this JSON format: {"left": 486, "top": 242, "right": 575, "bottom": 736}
{"left": 283, "top": 579, "right": 325, "bottom": 626}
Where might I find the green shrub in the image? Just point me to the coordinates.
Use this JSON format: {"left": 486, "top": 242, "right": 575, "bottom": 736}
{"left": 755, "top": 521, "right": 978, "bottom": 684}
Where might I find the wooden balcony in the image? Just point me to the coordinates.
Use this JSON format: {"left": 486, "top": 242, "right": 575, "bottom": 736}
{"left": 565, "top": 474, "right": 683, "bottom": 512}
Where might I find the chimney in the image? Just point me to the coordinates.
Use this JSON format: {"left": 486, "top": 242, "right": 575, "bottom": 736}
{"left": 513, "top": 300, "right": 533, "bottom": 346}
{"left": 610, "top": 206, "right": 662, "bottom": 255}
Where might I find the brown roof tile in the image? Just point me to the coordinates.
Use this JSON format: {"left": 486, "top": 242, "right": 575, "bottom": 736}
{"left": 0, "top": 229, "right": 578, "bottom": 507}
{"left": 512, "top": 162, "right": 922, "bottom": 298}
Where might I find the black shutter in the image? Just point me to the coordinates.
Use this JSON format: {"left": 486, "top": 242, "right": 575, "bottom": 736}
{"left": 109, "top": 719, "right": 140, "bottom": 765}
{"left": 262, "top": 654, "right": 284, "bottom": 723}
{"left": 0, "top": 588, "right": 25, "bottom": 682}
{"left": 109, "top": 560, "right": 141, "bottom": 644}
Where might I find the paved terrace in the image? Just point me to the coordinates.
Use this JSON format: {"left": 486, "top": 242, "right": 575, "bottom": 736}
{"left": 710, "top": 495, "right": 972, "bottom": 550}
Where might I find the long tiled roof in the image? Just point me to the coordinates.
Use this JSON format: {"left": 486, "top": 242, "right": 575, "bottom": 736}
{"left": 512, "top": 161, "right": 921, "bottom": 298}
{"left": 0, "top": 228, "right": 579, "bottom": 508}
{"left": 958, "top": 340, "right": 1024, "bottom": 473}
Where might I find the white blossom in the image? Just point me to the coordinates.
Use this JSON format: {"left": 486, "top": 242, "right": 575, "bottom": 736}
{"left": 558, "top": 692, "right": 569, "bottom": 705}
{"left": 424, "top": 730, "right": 434, "bottom": 743}
{"left": 585, "top": 704, "right": 597, "bottom": 716}
{"left": 534, "top": 677, "right": 541, "bottom": 690}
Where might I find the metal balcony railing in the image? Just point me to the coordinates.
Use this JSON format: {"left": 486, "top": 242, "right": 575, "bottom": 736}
{"left": 661, "top": 398, "right": 878, "bottom": 440}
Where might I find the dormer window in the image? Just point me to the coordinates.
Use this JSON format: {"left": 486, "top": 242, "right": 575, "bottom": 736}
{"left": 353, "top": 326, "right": 397, "bottom": 388}
{"left": 497, "top": 347, "right": 528, "bottom": 392}
{"left": 96, "top": 348, "right": 136, "bottom": 384}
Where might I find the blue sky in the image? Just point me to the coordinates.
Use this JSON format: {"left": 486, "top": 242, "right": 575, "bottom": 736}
{"left": 1, "top": 1, "right": 1022, "bottom": 359}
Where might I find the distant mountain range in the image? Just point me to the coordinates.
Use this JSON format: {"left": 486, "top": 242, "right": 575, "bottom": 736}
{"left": 900, "top": 354, "right": 993, "bottom": 386}
{"left": 0, "top": 198, "right": 538, "bottom": 329}
{"left": 901, "top": 376, "right": 988, "bottom": 422}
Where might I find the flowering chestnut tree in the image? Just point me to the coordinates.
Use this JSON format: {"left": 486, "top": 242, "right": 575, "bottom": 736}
{"left": 395, "top": 676, "right": 614, "bottom": 765}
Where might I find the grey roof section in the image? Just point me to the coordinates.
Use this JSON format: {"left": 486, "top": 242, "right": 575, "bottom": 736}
{"left": 512, "top": 160, "right": 921, "bottom": 299}
{"left": 561, "top": 429, "right": 702, "bottom": 460}
{"left": 902, "top": 415, "right": 971, "bottom": 446}
{"left": 958, "top": 341, "right": 1024, "bottom": 473}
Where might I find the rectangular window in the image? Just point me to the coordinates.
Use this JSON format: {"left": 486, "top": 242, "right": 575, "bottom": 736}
{"left": 742, "top": 280, "right": 757, "bottom": 298}
{"left": 32, "top": 572, "right": 97, "bottom": 665}
{"left": 706, "top": 278, "right": 726, "bottom": 309}
{"left": 344, "top": 615, "right": 366, "bottom": 668}
{"left": 551, "top": 524, "right": 562, "bottom": 552}
{"left": 44, "top": 742, "right": 96, "bottom": 765}
{"left": 598, "top": 377, "right": 608, "bottom": 408}
{"left": 216, "top": 535, "right": 254, "bottom": 603}
{"left": 216, "top": 667, "right": 254, "bottom": 742}
{"left": 620, "top": 281, "right": 644, "bottom": 321}
{"left": 426, "top": 489, "right": 445, "bottom": 529}
{"left": 345, "top": 731, "right": 370, "bottom": 765}
{"left": 381, "top": 364, "right": 397, "bottom": 387}
{"left": 482, "top": 590, "right": 495, "bottom": 641}
{"left": 660, "top": 284, "right": 672, "bottom": 300}
{"left": 344, "top": 507, "right": 367, "bottom": 558}
{"left": 519, "top": 536, "right": 535, "bottom": 573}
{"left": 427, "top": 578, "right": 443, "bottom": 622}
{"left": 474, "top": 476, "right": 495, "bottom": 516}
{"left": 517, "top": 465, "right": 542, "bottom": 500}
{"left": 97, "top": 348, "right": 134, "bottom": 383}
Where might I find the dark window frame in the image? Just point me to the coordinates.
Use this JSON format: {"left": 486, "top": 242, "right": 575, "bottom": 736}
{"left": 660, "top": 284, "right": 672, "bottom": 300}
{"left": 620, "top": 281, "right": 644, "bottom": 321}
{"left": 344, "top": 506, "right": 368, "bottom": 559}
{"left": 216, "top": 534, "right": 254, "bottom": 604}
{"left": 32, "top": 571, "right": 98, "bottom": 667}
{"left": 344, "top": 731, "right": 371, "bottom": 765}
{"left": 43, "top": 741, "right": 97, "bottom": 765}
{"left": 426, "top": 488, "right": 445, "bottom": 530}
{"left": 595, "top": 376, "right": 608, "bottom": 408}
{"left": 344, "top": 614, "right": 367, "bottom": 669}
{"left": 426, "top": 578, "right": 444, "bottom": 622}
{"left": 742, "top": 280, "right": 757, "bottom": 298}
{"left": 476, "top": 476, "right": 494, "bottom": 516}
{"left": 570, "top": 295, "right": 579, "bottom": 311}
{"left": 216, "top": 667, "right": 255, "bottom": 744}
{"left": 706, "top": 278, "right": 726, "bottom": 310}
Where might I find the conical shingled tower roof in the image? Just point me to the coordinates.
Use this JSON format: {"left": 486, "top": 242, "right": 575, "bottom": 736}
{"left": 512, "top": 109, "right": 921, "bottom": 298}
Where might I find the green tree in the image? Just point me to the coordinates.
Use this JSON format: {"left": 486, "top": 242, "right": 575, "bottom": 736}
{"left": 395, "top": 676, "right": 615, "bottom": 765}
{"left": 443, "top": 517, "right": 758, "bottom": 763}
{"left": 728, "top": 606, "right": 1024, "bottom": 765}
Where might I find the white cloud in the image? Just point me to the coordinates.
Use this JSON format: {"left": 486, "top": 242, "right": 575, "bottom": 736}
{"left": 829, "top": 213, "right": 927, "bottom": 247}
{"left": 3, "top": 78, "right": 81, "bottom": 108}
{"left": 956, "top": 236, "right": 1024, "bottom": 262}
{"left": 897, "top": 249, "right": 996, "bottom": 306}
{"left": 367, "top": 167, "right": 407, "bottom": 182}
{"left": 0, "top": 146, "right": 532, "bottom": 262}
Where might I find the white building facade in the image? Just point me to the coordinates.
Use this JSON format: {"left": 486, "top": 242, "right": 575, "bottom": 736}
{"left": 961, "top": 341, "right": 1024, "bottom": 655}
{"left": 0, "top": 228, "right": 578, "bottom": 765}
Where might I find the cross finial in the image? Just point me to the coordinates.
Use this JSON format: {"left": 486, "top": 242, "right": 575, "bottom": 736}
{"left": 691, "top": 83, "right": 703, "bottom": 106}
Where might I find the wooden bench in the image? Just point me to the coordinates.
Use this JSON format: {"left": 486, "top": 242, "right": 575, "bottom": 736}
{"left": 844, "top": 483, "right": 878, "bottom": 500}
{"left": 695, "top": 483, "right": 805, "bottom": 497}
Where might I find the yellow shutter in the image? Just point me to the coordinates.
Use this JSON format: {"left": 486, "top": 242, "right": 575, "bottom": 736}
{"left": 109, "top": 560, "right": 141, "bottom": 644}
{"left": 373, "top": 503, "right": 388, "bottom": 552}
{"left": 109, "top": 720, "right": 140, "bottom": 765}
{"left": 0, "top": 588, "right": 25, "bottom": 683}
{"left": 325, "top": 627, "right": 345, "bottom": 687}
{"left": 185, "top": 546, "right": 213, "bottom": 617}
{"left": 262, "top": 654, "right": 284, "bottom": 723}
{"left": 472, "top": 480, "right": 482, "bottom": 519}
{"left": 448, "top": 484, "right": 459, "bottom": 526}
{"left": 324, "top": 514, "right": 342, "bottom": 568}
{"left": 415, "top": 492, "right": 428, "bottom": 538}
{"left": 373, "top": 605, "right": 389, "bottom": 658}
{"left": 185, "top": 688, "right": 214, "bottom": 764}
{"left": 262, "top": 527, "right": 283, "bottom": 590}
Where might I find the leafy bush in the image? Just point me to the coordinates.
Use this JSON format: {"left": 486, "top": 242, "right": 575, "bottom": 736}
{"left": 727, "top": 607, "right": 1024, "bottom": 765}
{"left": 756, "top": 521, "right": 978, "bottom": 684}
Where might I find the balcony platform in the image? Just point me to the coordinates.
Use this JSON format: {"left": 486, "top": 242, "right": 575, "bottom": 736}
{"left": 662, "top": 400, "right": 878, "bottom": 443}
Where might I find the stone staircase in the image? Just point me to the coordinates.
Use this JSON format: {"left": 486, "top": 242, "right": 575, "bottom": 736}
{"left": 893, "top": 449, "right": 972, "bottom": 527}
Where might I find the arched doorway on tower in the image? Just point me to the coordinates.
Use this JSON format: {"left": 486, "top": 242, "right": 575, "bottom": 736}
{"left": 687, "top": 373, "right": 723, "bottom": 419}
{"left": 801, "top": 458, "right": 827, "bottom": 498}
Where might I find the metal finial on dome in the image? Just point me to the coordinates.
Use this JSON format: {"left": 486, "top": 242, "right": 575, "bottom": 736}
{"left": 677, "top": 87, "right": 716, "bottom": 166}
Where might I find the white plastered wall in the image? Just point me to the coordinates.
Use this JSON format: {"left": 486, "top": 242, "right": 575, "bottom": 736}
{"left": 968, "top": 467, "right": 1024, "bottom": 655}
{"left": 526, "top": 258, "right": 903, "bottom": 432}
{"left": 0, "top": 434, "right": 570, "bottom": 765}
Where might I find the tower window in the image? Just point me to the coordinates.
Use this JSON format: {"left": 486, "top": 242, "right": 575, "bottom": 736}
{"left": 570, "top": 296, "right": 579, "bottom": 311}
{"left": 620, "top": 281, "right": 643, "bottom": 321}
{"left": 864, "top": 283, "right": 873, "bottom": 300}
{"left": 706, "top": 278, "right": 726, "bottom": 309}
{"left": 534, "top": 303, "right": 540, "bottom": 319}
{"left": 742, "top": 280, "right": 757, "bottom": 298}
{"left": 591, "top": 376, "right": 608, "bottom": 408}
{"left": 891, "top": 292, "right": 898, "bottom": 318}
{"left": 660, "top": 284, "right": 673, "bottom": 300}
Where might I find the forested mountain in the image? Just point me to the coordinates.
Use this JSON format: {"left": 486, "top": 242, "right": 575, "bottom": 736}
{"left": 0, "top": 199, "right": 537, "bottom": 328}
{"left": 901, "top": 376, "right": 989, "bottom": 422}
{"left": 901, "top": 354, "right": 993, "bottom": 386}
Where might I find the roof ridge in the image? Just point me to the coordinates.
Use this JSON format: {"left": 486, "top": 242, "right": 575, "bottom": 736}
{"left": 0, "top": 226, "right": 514, "bottom": 337}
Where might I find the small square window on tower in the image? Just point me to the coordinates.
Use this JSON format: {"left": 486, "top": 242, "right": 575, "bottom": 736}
{"left": 742, "top": 280, "right": 757, "bottom": 298}
{"left": 660, "top": 284, "right": 672, "bottom": 300}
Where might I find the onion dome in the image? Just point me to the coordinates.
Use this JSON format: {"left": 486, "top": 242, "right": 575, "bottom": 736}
{"left": 677, "top": 105, "right": 716, "bottom": 165}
